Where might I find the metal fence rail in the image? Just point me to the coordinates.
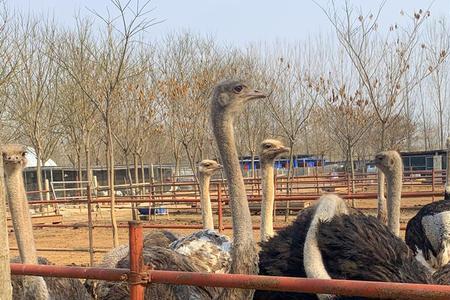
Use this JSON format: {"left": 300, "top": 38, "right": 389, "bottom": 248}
{"left": 9, "top": 222, "right": 450, "bottom": 300}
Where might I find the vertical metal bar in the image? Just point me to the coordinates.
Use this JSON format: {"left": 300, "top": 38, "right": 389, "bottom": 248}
{"left": 129, "top": 221, "right": 145, "bottom": 300}
{"left": 86, "top": 183, "right": 94, "bottom": 267}
{"left": 273, "top": 174, "right": 277, "bottom": 221}
{"left": 432, "top": 169, "right": 435, "bottom": 202}
{"left": 217, "top": 183, "right": 223, "bottom": 233}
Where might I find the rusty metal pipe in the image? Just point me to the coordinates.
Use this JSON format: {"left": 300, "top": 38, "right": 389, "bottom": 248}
{"left": 10, "top": 264, "right": 128, "bottom": 281}
{"left": 147, "top": 270, "right": 450, "bottom": 300}
{"left": 11, "top": 264, "right": 450, "bottom": 299}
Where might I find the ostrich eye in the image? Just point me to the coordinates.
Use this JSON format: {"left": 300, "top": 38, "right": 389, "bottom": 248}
{"left": 22, "top": 152, "right": 27, "bottom": 157}
{"left": 264, "top": 144, "right": 272, "bottom": 149}
{"left": 204, "top": 163, "right": 210, "bottom": 167}
{"left": 233, "top": 85, "right": 244, "bottom": 93}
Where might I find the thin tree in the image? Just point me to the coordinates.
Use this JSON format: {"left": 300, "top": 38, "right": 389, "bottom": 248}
{"left": 52, "top": 0, "right": 158, "bottom": 247}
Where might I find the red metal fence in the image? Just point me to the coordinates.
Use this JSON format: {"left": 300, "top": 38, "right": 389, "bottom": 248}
{"left": 10, "top": 222, "right": 450, "bottom": 300}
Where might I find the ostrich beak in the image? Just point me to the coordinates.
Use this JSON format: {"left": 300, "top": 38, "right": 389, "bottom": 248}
{"left": 276, "top": 146, "right": 290, "bottom": 154}
{"left": 280, "top": 146, "right": 290, "bottom": 153}
{"left": 217, "top": 164, "right": 223, "bottom": 169}
{"left": 246, "top": 89, "right": 267, "bottom": 100}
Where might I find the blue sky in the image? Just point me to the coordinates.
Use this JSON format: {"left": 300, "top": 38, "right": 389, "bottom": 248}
{"left": 11, "top": 0, "right": 450, "bottom": 46}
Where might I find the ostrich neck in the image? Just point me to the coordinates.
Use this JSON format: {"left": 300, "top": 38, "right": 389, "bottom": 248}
{"left": 377, "top": 170, "right": 387, "bottom": 225}
{"left": 386, "top": 169, "right": 402, "bottom": 237}
{"left": 198, "top": 174, "right": 214, "bottom": 230}
{"left": 213, "top": 112, "right": 258, "bottom": 299}
{"left": 5, "top": 167, "right": 38, "bottom": 263}
{"left": 260, "top": 158, "right": 275, "bottom": 242}
{"left": 5, "top": 167, "right": 50, "bottom": 299}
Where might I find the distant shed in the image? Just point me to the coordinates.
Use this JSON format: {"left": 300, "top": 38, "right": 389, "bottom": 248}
{"left": 400, "top": 149, "right": 447, "bottom": 171}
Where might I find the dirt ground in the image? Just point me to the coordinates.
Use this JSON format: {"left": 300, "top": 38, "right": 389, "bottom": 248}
{"left": 8, "top": 197, "right": 434, "bottom": 266}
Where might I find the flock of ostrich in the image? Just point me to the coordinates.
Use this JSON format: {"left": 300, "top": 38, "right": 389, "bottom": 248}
{"left": 2, "top": 79, "right": 450, "bottom": 299}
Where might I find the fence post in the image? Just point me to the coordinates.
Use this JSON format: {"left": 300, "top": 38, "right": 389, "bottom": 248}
{"left": 273, "top": 174, "right": 277, "bottom": 221}
{"left": 129, "top": 221, "right": 145, "bottom": 300}
{"left": 217, "top": 183, "right": 223, "bottom": 233}
{"left": 86, "top": 183, "right": 94, "bottom": 267}
{"left": 432, "top": 169, "right": 435, "bottom": 202}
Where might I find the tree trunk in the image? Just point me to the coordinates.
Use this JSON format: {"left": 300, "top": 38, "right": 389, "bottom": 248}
{"left": 125, "top": 153, "right": 137, "bottom": 220}
{"left": 36, "top": 146, "right": 44, "bottom": 201}
{"left": 85, "top": 136, "right": 94, "bottom": 266}
{"left": 0, "top": 150, "right": 12, "bottom": 299}
{"left": 140, "top": 155, "right": 146, "bottom": 196}
{"left": 349, "top": 144, "right": 356, "bottom": 208}
{"left": 284, "top": 139, "right": 295, "bottom": 221}
{"left": 77, "top": 149, "right": 82, "bottom": 197}
{"left": 106, "top": 116, "right": 119, "bottom": 247}
{"left": 250, "top": 151, "right": 256, "bottom": 178}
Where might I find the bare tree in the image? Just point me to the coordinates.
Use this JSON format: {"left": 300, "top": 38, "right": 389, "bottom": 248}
{"left": 9, "top": 17, "right": 62, "bottom": 200}
{"left": 52, "top": 0, "right": 158, "bottom": 247}
{"left": 424, "top": 18, "right": 450, "bottom": 149}
{"left": 318, "top": 1, "right": 444, "bottom": 149}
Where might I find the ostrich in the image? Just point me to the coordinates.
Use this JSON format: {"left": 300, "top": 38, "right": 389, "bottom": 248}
{"left": 2, "top": 144, "right": 91, "bottom": 300}
{"left": 255, "top": 151, "right": 428, "bottom": 299}
{"left": 374, "top": 149, "right": 450, "bottom": 271}
{"left": 197, "top": 159, "right": 222, "bottom": 230}
{"left": 373, "top": 151, "right": 402, "bottom": 237}
{"left": 404, "top": 141, "right": 450, "bottom": 271}
{"left": 98, "top": 80, "right": 266, "bottom": 299}
{"left": 210, "top": 79, "right": 266, "bottom": 299}
{"left": 92, "top": 161, "right": 231, "bottom": 297}
{"left": 86, "top": 230, "right": 179, "bottom": 298}
{"left": 259, "top": 139, "right": 289, "bottom": 242}
{"left": 168, "top": 160, "right": 231, "bottom": 274}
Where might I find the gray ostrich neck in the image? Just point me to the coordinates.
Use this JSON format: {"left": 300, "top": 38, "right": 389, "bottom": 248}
{"left": 386, "top": 168, "right": 402, "bottom": 237}
{"left": 213, "top": 112, "right": 257, "bottom": 299}
{"left": 198, "top": 173, "right": 214, "bottom": 230}
{"left": 5, "top": 166, "right": 50, "bottom": 299}
{"left": 260, "top": 158, "right": 275, "bottom": 242}
{"left": 5, "top": 167, "right": 38, "bottom": 263}
{"left": 377, "top": 170, "right": 387, "bottom": 225}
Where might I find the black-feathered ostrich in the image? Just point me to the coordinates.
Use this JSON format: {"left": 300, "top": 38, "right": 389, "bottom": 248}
{"left": 404, "top": 138, "right": 450, "bottom": 271}
{"left": 254, "top": 151, "right": 432, "bottom": 300}
{"left": 98, "top": 79, "right": 266, "bottom": 300}
{"left": 2, "top": 144, "right": 92, "bottom": 300}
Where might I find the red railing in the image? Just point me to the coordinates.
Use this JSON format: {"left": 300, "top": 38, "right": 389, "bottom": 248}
{"left": 10, "top": 222, "right": 450, "bottom": 300}
{"left": 11, "top": 170, "right": 447, "bottom": 256}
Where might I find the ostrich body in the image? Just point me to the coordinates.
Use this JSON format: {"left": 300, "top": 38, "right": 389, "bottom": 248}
{"left": 88, "top": 230, "right": 178, "bottom": 298}
{"left": 97, "top": 247, "right": 220, "bottom": 300}
{"left": 259, "top": 139, "right": 289, "bottom": 242}
{"left": 2, "top": 144, "right": 90, "bottom": 300}
{"left": 197, "top": 159, "right": 222, "bottom": 230}
{"left": 170, "top": 229, "right": 231, "bottom": 273}
{"left": 255, "top": 151, "right": 424, "bottom": 299}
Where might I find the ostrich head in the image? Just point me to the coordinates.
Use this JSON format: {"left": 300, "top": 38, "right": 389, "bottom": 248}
{"left": 211, "top": 80, "right": 266, "bottom": 115}
{"left": 198, "top": 159, "right": 222, "bottom": 176}
{"left": 260, "top": 139, "right": 290, "bottom": 162}
{"left": 373, "top": 150, "right": 402, "bottom": 174}
{"left": 2, "top": 144, "right": 28, "bottom": 172}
